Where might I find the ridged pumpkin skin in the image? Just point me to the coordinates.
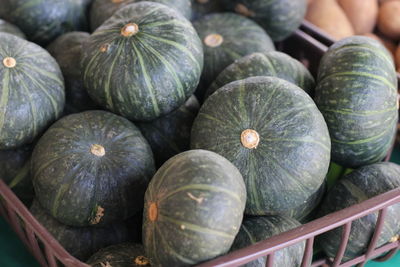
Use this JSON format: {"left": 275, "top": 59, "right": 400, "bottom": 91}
{"left": 90, "top": 0, "right": 192, "bottom": 31}
{"left": 222, "top": 0, "right": 307, "bottom": 41}
{"left": 82, "top": 2, "right": 203, "bottom": 121}
{"left": 193, "top": 13, "right": 275, "bottom": 100}
{"left": 87, "top": 243, "right": 150, "bottom": 267}
{"left": 143, "top": 149, "right": 246, "bottom": 266}
{"left": 231, "top": 216, "right": 305, "bottom": 267}
{"left": 0, "top": 33, "right": 65, "bottom": 149}
{"left": 190, "top": 0, "right": 223, "bottom": 21}
{"left": 315, "top": 36, "right": 398, "bottom": 168}
{"left": 32, "top": 110, "right": 155, "bottom": 227}
{"left": 0, "top": 19, "right": 26, "bottom": 39}
{"left": 47, "top": 32, "right": 98, "bottom": 114}
{"left": 0, "top": 0, "right": 90, "bottom": 45}
{"left": 191, "top": 77, "right": 331, "bottom": 219}
{"left": 317, "top": 162, "right": 400, "bottom": 261}
{"left": 30, "top": 201, "right": 131, "bottom": 261}
{"left": 206, "top": 51, "right": 315, "bottom": 98}
{"left": 138, "top": 95, "right": 200, "bottom": 168}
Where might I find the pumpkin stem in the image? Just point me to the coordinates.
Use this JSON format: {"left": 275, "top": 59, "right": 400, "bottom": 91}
{"left": 148, "top": 202, "right": 158, "bottom": 222}
{"left": 121, "top": 23, "right": 139, "bottom": 37}
{"left": 235, "top": 4, "right": 255, "bottom": 17}
{"left": 3, "top": 57, "right": 16, "bottom": 68}
{"left": 241, "top": 129, "right": 260, "bottom": 149}
{"left": 204, "top": 34, "right": 224, "bottom": 47}
{"left": 91, "top": 144, "right": 106, "bottom": 157}
{"left": 134, "top": 256, "right": 150, "bottom": 266}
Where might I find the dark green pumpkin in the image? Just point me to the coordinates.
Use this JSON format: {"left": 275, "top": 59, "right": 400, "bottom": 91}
{"left": 231, "top": 215, "right": 305, "bottom": 267}
{"left": 315, "top": 36, "right": 398, "bottom": 168}
{"left": 0, "top": 19, "right": 26, "bottom": 39}
{"left": 30, "top": 200, "right": 132, "bottom": 261}
{"left": 32, "top": 110, "right": 155, "bottom": 227}
{"left": 190, "top": 0, "right": 223, "bottom": 21}
{"left": 206, "top": 51, "right": 315, "bottom": 99}
{"left": 137, "top": 95, "right": 200, "bottom": 168}
{"left": 87, "top": 243, "right": 150, "bottom": 267}
{"left": 0, "top": 0, "right": 90, "bottom": 45}
{"left": 192, "top": 13, "right": 275, "bottom": 100}
{"left": 221, "top": 0, "right": 307, "bottom": 41}
{"left": 0, "top": 33, "right": 65, "bottom": 150}
{"left": 82, "top": 2, "right": 203, "bottom": 121}
{"left": 47, "top": 32, "right": 98, "bottom": 114}
{"left": 143, "top": 149, "right": 246, "bottom": 266}
{"left": 90, "top": 0, "right": 192, "bottom": 31}
{"left": 317, "top": 162, "right": 400, "bottom": 261}
{"left": 191, "top": 76, "right": 331, "bottom": 219}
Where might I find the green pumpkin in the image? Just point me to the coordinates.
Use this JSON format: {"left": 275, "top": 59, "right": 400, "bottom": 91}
{"left": 192, "top": 13, "right": 275, "bottom": 100}
{"left": 0, "top": 19, "right": 26, "bottom": 39}
{"left": 231, "top": 215, "right": 305, "bottom": 267}
{"left": 0, "top": 33, "right": 65, "bottom": 149}
{"left": 206, "top": 51, "right": 315, "bottom": 99}
{"left": 82, "top": 2, "right": 203, "bottom": 121}
{"left": 191, "top": 76, "right": 331, "bottom": 219}
{"left": 0, "top": 0, "right": 90, "bottom": 45}
{"left": 221, "top": 0, "right": 307, "bottom": 41}
{"left": 138, "top": 95, "right": 200, "bottom": 168}
{"left": 317, "top": 162, "right": 400, "bottom": 261}
{"left": 87, "top": 243, "right": 150, "bottom": 267}
{"left": 47, "top": 32, "right": 98, "bottom": 114}
{"left": 90, "top": 0, "right": 192, "bottom": 31}
{"left": 30, "top": 200, "right": 132, "bottom": 261}
{"left": 314, "top": 36, "right": 398, "bottom": 168}
{"left": 143, "top": 149, "right": 246, "bottom": 266}
{"left": 32, "top": 110, "right": 155, "bottom": 227}
{"left": 190, "top": 0, "right": 223, "bottom": 21}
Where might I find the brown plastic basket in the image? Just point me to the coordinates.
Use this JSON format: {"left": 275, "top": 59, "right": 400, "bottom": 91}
{"left": 1, "top": 28, "right": 400, "bottom": 267}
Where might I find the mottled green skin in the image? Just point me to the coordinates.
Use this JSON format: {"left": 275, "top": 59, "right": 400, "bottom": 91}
{"left": 138, "top": 95, "right": 200, "bottom": 168}
{"left": 193, "top": 13, "right": 275, "bottom": 100}
{"left": 87, "top": 243, "right": 150, "bottom": 267}
{"left": 231, "top": 216, "right": 305, "bottom": 267}
{"left": 315, "top": 36, "right": 398, "bottom": 168}
{"left": 90, "top": 0, "right": 192, "bottom": 31}
{"left": 143, "top": 149, "right": 246, "bottom": 266}
{"left": 0, "top": 19, "right": 26, "bottom": 39}
{"left": 317, "top": 162, "right": 400, "bottom": 261}
{"left": 0, "top": 0, "right": 90, "bottom": 45}
{"left": 32, "top": 110, "right": 155, "bottom": 227}
{"left": 206, "top": 51, "right": 315, "bottom": 99}
{"left": 47, "top": 32, "right": 98, "bottom": 114}
{"left": 30, "top": 201, "right": 131, "bottom": 261}
{"left": 82, "top": 2, "right": 203, "bottom": 121}
{"left": 222, "top": 0, "right": 306, "bottom": 41}
{"left": 190, "top": 0, "right": 223, "bottom": 21}
{"left": 191, "top": 77, "right": 331, "bottom": 219}
{"left": 0, "top": 33, "right": 65, "bottom": 149}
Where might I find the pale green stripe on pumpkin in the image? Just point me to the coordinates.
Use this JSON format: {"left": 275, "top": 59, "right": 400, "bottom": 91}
{"left": 341, "top": 180, "right": 369, "bottom": 202}
{"left": 141, "top": 19, "right": 188, "bottom": 29}
{"left": 264, "top": 138, "right": 330, "bottom": 152}
{"left": 330, "top": 44, "right": 393, "bottom": 67}
{"left": 221, "top": 47, "right": 242, "bottom": 60}
{"left": 8, "top": 160, "right": 30, "bottom": 189}
{"left": 18, "top": 52, "right": 49, "bottom": 60}
{"left": 18, "top": 62, "right": 63, "bottom": 86}
{"left": 260, "top": 53, "right": 277, "bottom": 76}
{"left": 253, "top": 83, "right": 279, "bottom": 127}
{"left": 0, "top": 68, "right": 10, "bottom": 137}
{"left": 198, "top": 113, "right": 226, "bottom": 126}
{"left": 320, "top": 107, "right": 398, "bottom": 116}
{"left": 153, "top": 159, "right": 178, "bottom": 192}
{"left": 158, "top": 214, "right": 235, "bottom": 239}
{"left": 241, "top": 224, "right": 257, "bottom": 244}
{"left": 20, "top": 76, "right": 38, "bottom": 138}
{"left": 83, "top": 49, "right": 102, "bottom": 85}
{"left": 238, "top": 80, "right": 248, "bottom": 123}
{"left": 248, "top": 153, "right": 262, "bottom": 212}
{"left": 51, "top": 183, "right": 70, "bottom": 217}
{"left": 104, "top": 40, "right": 123, "bottom": 110}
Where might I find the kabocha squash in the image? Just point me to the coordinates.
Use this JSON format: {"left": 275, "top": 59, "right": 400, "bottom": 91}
{"left": 32, "top": 110, "right": 155, "bottom": 227}
{"left": 30, "top": 201, "right": 132, "bottom": 261}
{"left": 190, "top": 0, "right": 223, "bottom": 21}
{"left": 315, "top": 36, "right": 398, "bottom": 168}
{"left": 138, "top": 95, "right": 200, "bottom": 168}
{"left": 82, "top": 2, "right": 203, "bottom": 121}
{"left": 0, "top": 0, "right": 90, "bottom": 45}
{"left": 0, "top": 33, "right": 65, "bottom": 150}
{"left": 191, "top": 77, "right": 331, "bottom": 219}
{"left": 0, "top": 19, "right": 26, "bottom": 39}
{"left": 47, "top": 32, "right": 98, "bottom": 114}
{"left": 222, "top": 0, "right": 307, "bottom": 41}
{"left": 231, "top": 215, "right": 305, "bottom": 267}
{"left": 317, "top": 162, "right": 400, "bottom": 261}
{"left": 87, "top": 243, "right": 150, "bottom": 267}
{"left": 206, "top": 51, "right": 315, "bottom": 99}
{"left": 90, "top": 0, "right": 192, "bottom": 31}
{"left": 193, "top": 13, "right": 275, "bottom": 100}
{"left": 143, "top": 149, "right": 246, "bottom": 266}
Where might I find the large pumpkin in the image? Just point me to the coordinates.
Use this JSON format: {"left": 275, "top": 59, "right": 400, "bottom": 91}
{"left": 32, "top": 110, "right": 155, "bottom": 227}
{"left": 0, "top": 33, "right": 65, "bottom": 149}
{"left": 82, "top": 2, "right": 203, "bottom": 121}
{"left": 191, "top": 76, "right": 331, "bottom": 219}
{"left": 0, "top": 19, "right": 26, "bottom": 39}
